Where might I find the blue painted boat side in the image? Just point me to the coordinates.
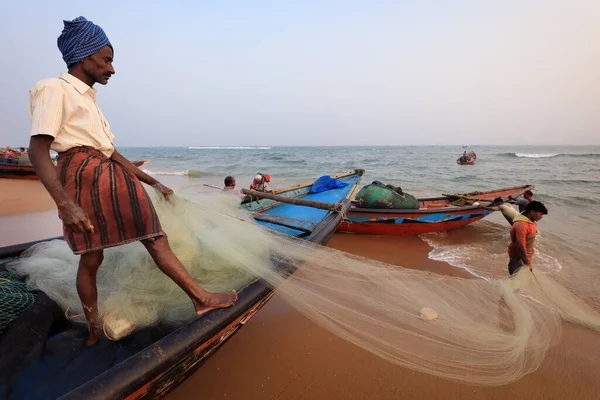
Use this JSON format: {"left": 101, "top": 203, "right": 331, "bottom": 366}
{"left": 348, "top": 209, "right": 491, "bottom": 224}
{"left": 242, "top": 172, "right": 363, "bottom": 236}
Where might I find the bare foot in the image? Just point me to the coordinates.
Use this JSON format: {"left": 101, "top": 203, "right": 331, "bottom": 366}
{"left": 192, "top": 290, "right": 238, "bottom": 316}
{"left": 86, "top": 321, "right": 102, "bottom": 346}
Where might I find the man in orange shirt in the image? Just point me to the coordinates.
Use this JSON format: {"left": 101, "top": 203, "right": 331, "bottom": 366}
{"left": 507, "top": 201, "right": 548, "bottom": 275}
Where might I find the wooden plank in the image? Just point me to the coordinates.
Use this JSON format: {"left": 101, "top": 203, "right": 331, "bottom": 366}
{"left": 241, "top": 189, "right": 343, "bottom": 212}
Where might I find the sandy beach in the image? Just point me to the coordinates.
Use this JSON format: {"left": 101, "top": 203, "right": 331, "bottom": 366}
{"left": 0, "top": 179, "right": 55, "bottom": 217}
{"left": 1, "top": 179, "right": 599, "bottom": 399}
{"left": 167, "top": 234, "right": 600, "bottom": 400}
{"left": 0, "top": 179, "right": 62, "bottom": 246}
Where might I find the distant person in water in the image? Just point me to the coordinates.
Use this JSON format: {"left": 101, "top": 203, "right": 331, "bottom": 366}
{"left": 507, "top": 201, "right": 548, "bottom": 275}
{"left": 28, "top": 16, "right": 236, "bottom": 346}
{"left": 508, "top": 190, "right": 533, "bottom": 213}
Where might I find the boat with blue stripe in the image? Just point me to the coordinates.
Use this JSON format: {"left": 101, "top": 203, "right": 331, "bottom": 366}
{"left": 242, "top": 169, "right": 364, "bottom": 238}
{"left": 338, "top": 184, "right": 533, "bottom": 236}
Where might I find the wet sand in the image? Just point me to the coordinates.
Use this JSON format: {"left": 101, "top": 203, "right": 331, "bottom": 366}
{"left": 1, "top": 179, "right": 598, "bottom": 399}
{"left": 0, "top": 179, "right": 55, "bottom": 217}
{"left": 167, "top": 235, "right": 600, "bottom": 400}
{"left": 0, "top": 179, "right": 62, "bottom": 246}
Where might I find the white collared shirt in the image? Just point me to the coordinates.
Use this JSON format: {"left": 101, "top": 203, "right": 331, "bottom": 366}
{"left": 29, "top": 72, "right": 116, "bottom": 157}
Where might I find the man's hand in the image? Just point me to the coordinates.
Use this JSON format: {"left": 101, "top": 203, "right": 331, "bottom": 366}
{"left": 153, "top": 182, "right": 174, "bottom": 199}
{"left": 59, "top": 200, "right": 94, "bottom": 233}
{"left": 29, "top": 135, "right": 94, "bottom": 234}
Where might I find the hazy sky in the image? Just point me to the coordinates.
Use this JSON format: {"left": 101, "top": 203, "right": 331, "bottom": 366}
{"left": 1, "top": 1, "right": 598, "bottom": 147}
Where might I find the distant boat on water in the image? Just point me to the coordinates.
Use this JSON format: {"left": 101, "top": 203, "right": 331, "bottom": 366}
{"left": 457, "top": 151, "right": 477, "bottom": 165}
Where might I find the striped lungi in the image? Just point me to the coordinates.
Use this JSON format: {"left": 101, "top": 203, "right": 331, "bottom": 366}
{"left": 57, "top": 147, "right": 163, "bottom": 254}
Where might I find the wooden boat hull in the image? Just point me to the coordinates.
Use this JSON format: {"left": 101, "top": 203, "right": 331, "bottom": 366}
{"left": 0, "top": 164, "right": 38, "bottom": 180}
{"left": 0, "top": 160, "right": 151, "bottom": 180}
{"left": 457, "top": 151, "right": 477, "bottom": 165}
{"left": 338, "top": 184, "right": 532, "bottom": 236}
{"left": 339, "top": 208, "right": 491, "bottom": 235}
{"left": 1, "top": 169, "right": 363, "bottom": 400}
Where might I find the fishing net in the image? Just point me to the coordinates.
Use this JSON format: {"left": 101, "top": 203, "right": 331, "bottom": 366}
{"left": 0, "top": 271, "right": 37, "bottom": 334}
{"left": 7, "top": 190, "right": 600, "bottom": 386}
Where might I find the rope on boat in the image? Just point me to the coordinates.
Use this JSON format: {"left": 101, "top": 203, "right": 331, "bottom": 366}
{"left": 447, "top": 191, "right": 486, "bottom": 206}
{"left": 64, "top": 304, "right": 85, "bottom": 321}
{"left": 450, "top": 198, "right": 467, "bottom": 206}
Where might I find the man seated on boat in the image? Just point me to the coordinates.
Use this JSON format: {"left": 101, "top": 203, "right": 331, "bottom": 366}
{"left": 507, "top": 201, "right": 548, "bottom": 275}
{"left": 28, "top": 16, "right": 237, "bottom": 346}
{"left": 508, "top": 190, "right": 533, "bottom": 213}
{"left": 3, "top": 146, "right": 15, "bottom": 158}
{"left": 251, "top": 173, "right": 271, "bottom": 192}
{"left": 458, "top": 151, "right": 472, "bottom": 164}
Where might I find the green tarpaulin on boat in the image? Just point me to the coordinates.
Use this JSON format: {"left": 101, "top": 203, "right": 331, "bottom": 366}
{"left": 355, "top": 182, "right": 420, "bottom": 209}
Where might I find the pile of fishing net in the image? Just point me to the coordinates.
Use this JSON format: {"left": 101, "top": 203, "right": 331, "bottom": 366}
{"left": 7, "top": 190, "right": 600, "bottom": 386}
{"left": 0, "top": 271, "right": 37, "bottom": 334}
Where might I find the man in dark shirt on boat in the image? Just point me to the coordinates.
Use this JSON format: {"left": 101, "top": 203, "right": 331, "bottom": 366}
{"left": 508, "top": 190, "right": 533, "bottom": 213}
{"left": 28, "top": 16, "right": 236, "bottom": 346}
{"left": 507, "top": 201, "right": 547, "bottom": 275}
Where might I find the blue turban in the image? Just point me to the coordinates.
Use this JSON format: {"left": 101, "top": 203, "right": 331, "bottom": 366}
{"left": 57, "top": 16, "right": 112, "bottom": 66}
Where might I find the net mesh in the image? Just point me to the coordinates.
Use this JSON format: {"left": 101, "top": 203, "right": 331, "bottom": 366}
{"left": 0, "top": 270, "right": 37, "bottom": 334}
{"left": 6, "top": 190, "right": 600, "bottom": 386}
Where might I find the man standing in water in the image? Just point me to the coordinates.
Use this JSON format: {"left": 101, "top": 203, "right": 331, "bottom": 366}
{"left": 28, "top": 16, "right": 237, "bottom": 345}
{"left": 507, "top": 201, "right": 548, "bottom": 275}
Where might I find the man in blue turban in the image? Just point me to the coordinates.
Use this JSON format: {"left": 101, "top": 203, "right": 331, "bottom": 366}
{"left": 27, "top": 16, "right": 237, "bottom": 346}
{"left": 57, "top": 16, "right": 113, "bottom": 68}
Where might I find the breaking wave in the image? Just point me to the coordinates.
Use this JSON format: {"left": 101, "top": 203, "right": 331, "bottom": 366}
{"left": 188, "top": 146, "right": 272, "bottom": 150}
{"left": 498, "top": 153, "right": 600, "bottom": 159}
{"left": 142, "top": 169, "right": 217, "bottom": 178}
{"left": 514, "top": 153, "right": 560, "bottom": 158}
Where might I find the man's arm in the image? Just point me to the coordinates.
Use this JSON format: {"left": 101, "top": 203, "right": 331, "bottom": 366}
{"left": 110, "top": 149, "right": 173, "bottom": 197}
{"left": 507, "top": 196, "right": 527, "bottom": 207}
{"left": 28, "top": 135, "right": 94, "bottom": 233}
